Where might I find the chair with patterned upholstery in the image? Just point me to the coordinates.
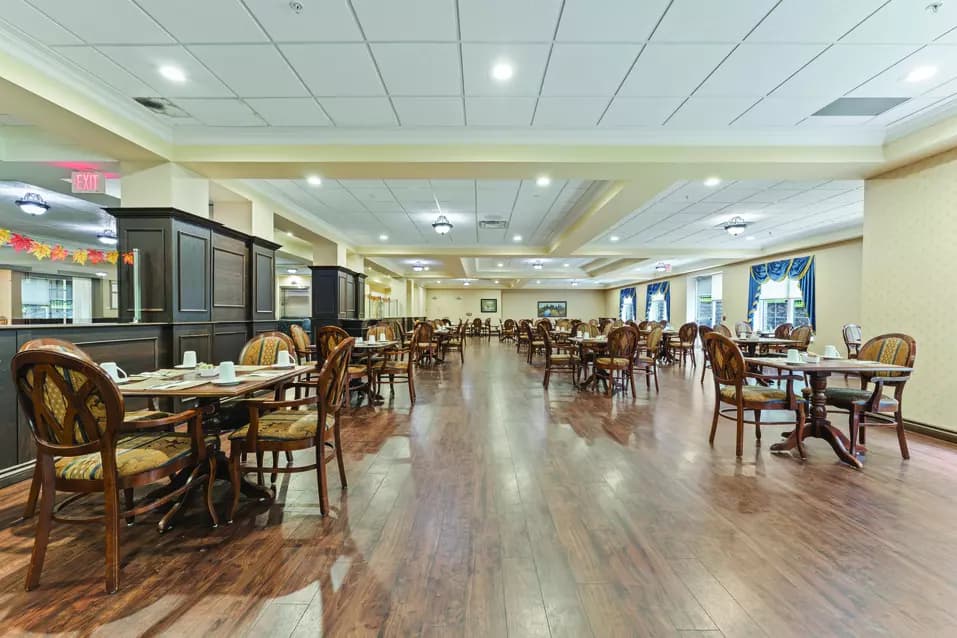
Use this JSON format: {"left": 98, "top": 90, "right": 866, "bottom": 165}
{"left": 634, "top": 325, "right": 663, "bottom": 393}
{"left": 441, "top": 322, "right": 466, "bottom": 363}
{"left": 239, "top": 331, "right": 297, "bottom": 366}
{"left": 790, "top": 325, "right": 814, "bottom": 351}
{"left": 526, "top": 321, "right": 546, "bottom": 364}
{"left": 773, "top": 323, "right": 794, "bottom": 339}
{"left": 516, "top": 320, "right": 531, "bottom": 353}
{"left": 698, "top": 325, "right": 714, "bottom": 383}
{"left": 317, "top": 326, "right": 373, "bottom": 406}
{"left": 540, "top": 322, "right": 578, "bottom": 389}
{"left": 12, "top": 348, "right": 217, "bottom": 593}
{"left": 593, "top": 326, "right": 639, "bottom": 396}
{"left": 501, "top": 318, "right": 517, "bottom": 343}
{"left": 486, "top": 318, "right": 500, "bottom": 341}
{"left": 703, "top": 332, "right": 806, "bottom": 459}
{"left": 469, "top": 318, "right": 483, "bottom": 338}
{"left": 636, "top": 320, "right": 651, "bottom": 332}
{"left": 367, "top": 323, "right": 395, "bottom": 341}
{"left": 734, "top": 321, "right": 752, "bottom": 338}
{"left": 288, "top": 324, "right": 315, "bottom": 364}
{"left": 412, "top": 321, "right": 438, "bottom": 365}
{"left": 821, "top": 333, "right": 916, "bottom": 459}
{"left": 229, "top": 337, "right": 353, "bottom": 520}
{"left": 375, "top": 323, "right": 420, "bottom": 404}
{"left": 671, "top": 322, "right": 698, "bottom": 367}
{"left": 842, "top": 324, "right": 863, "bottom": 360}
{"left": 714, "top": 324, "right": 733, "bottom": 337}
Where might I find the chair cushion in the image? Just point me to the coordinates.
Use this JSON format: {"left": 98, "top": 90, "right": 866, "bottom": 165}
{"left": 418, "top": 342, "right": 434, "bottom": 348}
{"left": 823, "top": 387, "right": 899, "bottom": 411}
{"left": 549, "top": 353, "right": 576, "bottom": 361}
{"left": 123, "top": 409, "right": 171, "bottom": 423}
{"left": 379, "top": 362, "right": 409, "bottom": 374}
{"left": 348, "top": 365, "right": 367, "bottom": 376}
{"left": 720, "top": 385, "right": 788, "bottom": 404}
{"left": 229, "top": 410, "right": 335, "bottom": 441}
{"left": 595, "top": 357, "right": 631, "bottom": 366}
{"left": 531, "top": 340, "right": 545, "bottom": 346}
{"left": 55, "top": 432, "right": 216, "bottom": 481}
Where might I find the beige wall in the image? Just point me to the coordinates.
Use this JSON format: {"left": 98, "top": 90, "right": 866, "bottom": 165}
{"left": 605, "top": 239, "right": 863, "bottom": 360}
{"left": 501, "top": 289, "right": 606, "bottom": 321}
{"left": 426, "top": 289, "right": 503, "bottom": 321}
{"left": 863, "top": 149, "right": 957, "bottom": 429}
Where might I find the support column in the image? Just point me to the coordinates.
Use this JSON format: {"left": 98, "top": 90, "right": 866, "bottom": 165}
{"left": 120, "top": 162, "right": 210, "bottom": 218}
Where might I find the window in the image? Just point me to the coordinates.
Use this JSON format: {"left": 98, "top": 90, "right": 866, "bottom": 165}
{"left": 753, "top": 278, "right": 810, "bottom": 332}
{"left": 692, "top": 273, "right": 722, "bottom": 327}
{"left": 109, "top": 281, "right": 119, "bottom": 310}
{"left": 648, "top": 295, "right": 667, "bottom": 322}
{"left": 21, "top": 276, "right": 73, "bottom": 319}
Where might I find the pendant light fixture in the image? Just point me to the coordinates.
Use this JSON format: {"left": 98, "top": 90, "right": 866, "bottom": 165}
{"left": 431, "top": 215, "right": 453, "bottom": 235}
{"left": 16, "top": 192, "right": 50, "bottom": 215}
{"left": 723, "top": 216, "right": 748, "bottom": 236}
{"left": 97, "top": 227, "right": 118, "bottom": 245}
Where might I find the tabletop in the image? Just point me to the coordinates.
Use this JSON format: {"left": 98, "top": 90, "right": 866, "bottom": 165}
{"left": 732, "top": 337, "right": 801, "bottom": 346}
{"left": 743, "top": 356, "right": 912, "bottom": 375}
{"left": 119, "top": 364, "right": 312, "bottom": 398}
{"left": 354, "top": 340, "right": 398, "bottom": 349}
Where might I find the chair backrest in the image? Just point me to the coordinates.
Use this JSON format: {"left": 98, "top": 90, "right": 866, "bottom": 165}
{"left": 556, "top": 318, "right": 571, "bottom": 330}
{"left": 368, "top": 323, "right": 394, "bottom": 341}
{"left": 239, "top": 331, "right": 296, "bottom": 366}
{"left": 503, "top": 318, "right": 515, "bottom": 331}
{"left": 645, "top": 325, "right": 663, "bottom": 352}
{"left": 588, "top": 319, "right": 599, "bottom": 327}
{"left": 601, "top": 320, "right": 617, "bottom": 336}
{"left": 607, "top": 326, "right": 639, "bottom": 360}
{"left": 843, "top": 323, "right": 862, "bottom": 351}
{"left": 678, "top": 322, "right": 697, "bottom": 343}
{"left": 316, "top": 337, "right": 355, "bottom": 422}
{"left": 472, "top": 318, "right": 482, "bottom": 330}
{"left": 625, "top": 320, "right": 638, "bottom": 329}
{"left": 734, "top": 321, "right": 752, "bottom": 337}
{"left": 858, "top": 333, "right": 916, "bottom": 379}
{"left": 714, "top": 324, "right": 733, "bottom": 337}
{"left": 539, "top": 322, "right": 554, "bottom": 355}
{"left": 702, "top": 333, "right": 747, "bottom": 389}
{"left": 773, "top": 323, "right": 793, "bottom": 339}
{"left": 317, "top": 325, "right": 351, "bottom": 361}
{"left": 19, "top": 338, "right": 92, "bottom": 361}
{"left": 636, "top": 320, "right": 651, "bottom": 332}
{"left": 289, "top": 323, "right": 311, "bottom": 352}
{"left": 790, "top": 325, "right": 813, "bottom": 349}
{"left": 658, "top": 320, "right": 668, "bottom": 328}
{"left": 12, "top": 348, "right": 123, "bottom": 458}
{"left": 698, "top": 325, "right": 713, "bottom": 354}
{"left": 415, "top": 320, "right": 434, "bottom": 342}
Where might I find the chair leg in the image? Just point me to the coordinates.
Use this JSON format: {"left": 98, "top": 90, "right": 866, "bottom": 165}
{"left": 228, "top": 445, "right": 242, "bottom": 523}
{"left": 735, "top": 408, "right": 745, "bottom": 458}
{"left": 754, "top": 409, "right": 762, "bottom": 442}
{"left": 709, "top": 400, "right": 720, "bottom": 446}
{"left": 653, "top": 366, "right": 659, "bottom": 393}
{"left": 333, "top": 418, "right": 348, "bottom": 488}
{"left": 255, "top": 451, "right": 265, "bottom": 486}
{"left": 629, "top": 369, "right": 637, "bottom": 397}
{"left": 409, "top": 373, "right": 416, "bottom": 404}
{"left": 794, "top": 405, "right": 807, "bottom": 460}
{"left": 700, "top": 360, "right": 707, "bottom": 384}
{"left": 206, "top": 454, "right": 219, "bottom": 527}
{"left": 285, "top": 450, "right": 293, "bottom": 463}
{"left": 25, "top": 456, "right": 55, "bottom": 591}
{"left": 104, "top": 486, "right": 121, "bottom": 594}
{"left": 315, "top": 440, "right": 329, "bottom": 517}
{"left": 543, "top": 368, "right": 550, "bottom": 389}
{"left": 123, "top": 488, "right": 135, "bottom": 526}
{"left": 895, "top": 411, "right": 910, "bottom": 460}
{"left": 270, "top": 451, "right": 279, "bottom": 485}
{"left": 606, "top": 371, "right": 613, "bottom": 397}
{"left": 859, "top": 425, "right": 866, "bottom": 445}
{"left": 23, "top": 463, "right": 41, "bottom": 519}
{"left": 848, "top": 409, "right": 860, "bottom": 456}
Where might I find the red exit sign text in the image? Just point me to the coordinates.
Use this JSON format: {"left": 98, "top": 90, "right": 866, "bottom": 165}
{"left": 71, "top": 171, "right": 105, "bottom": 194}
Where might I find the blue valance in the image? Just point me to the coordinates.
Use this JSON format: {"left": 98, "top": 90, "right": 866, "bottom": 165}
{"left": 645, "top": 282, "right": 671, "bottom": 321}
{"left": 747, "top": 256, "right": 815, "bottom": 328}
{"left": 619, "top": 287, "right": 637, "bottom": 321}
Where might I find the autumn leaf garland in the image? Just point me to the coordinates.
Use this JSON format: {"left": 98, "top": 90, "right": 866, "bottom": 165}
{"left": 0, "top": 227, "right": 133, "bottom": 264}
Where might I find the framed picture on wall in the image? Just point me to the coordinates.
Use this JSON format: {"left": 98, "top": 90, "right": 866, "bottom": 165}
{"left": 480, "top": 298, "right": 497, "bottom": 313}
{"left": 537, "top": 301, "right": 567, "bottom": 318}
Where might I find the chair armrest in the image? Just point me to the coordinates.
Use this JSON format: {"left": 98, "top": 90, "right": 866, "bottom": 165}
{"left": 245, "top": 392, "right": 319, "bottom": 411}
{"left": 119, "top": 409, "right": 200, "bottom": 432}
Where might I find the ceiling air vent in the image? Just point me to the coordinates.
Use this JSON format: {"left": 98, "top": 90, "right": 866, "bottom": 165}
{"left": 479, "top": 217, "right": 509, "bottom": 230}
{"left": 812, "top": 97, "right": 909, "bottom": 117}
{"left": 133, "top": 97, "right": 191, "bottom": 118}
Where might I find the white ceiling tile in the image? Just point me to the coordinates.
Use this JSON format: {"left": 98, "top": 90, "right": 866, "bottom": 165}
{"left": 532, "top": 97, "right": 607, "bottom": 127}
{"left": 696, "top": 44, "right": 826, "bottom": 97}
{"left": 97, "top": 45, "right": 234, "bottom": 97}
{"left": 176, "top": 99, "right": 265, "bottom": 126}
{"left": 244, "top": 98, "right": 331, "bottom": 125}
{"left": 600, "top": 97, "right": 683, "bottom": 126}
{"left": 748, "top": 0, "right": 887, "bottom": 43}
{"left": 0, "top": 0, "right": 82, "bottom": 45}
{"left": 280, "top": 44, "right": 384, "bottom": 95}
{"left": 244, "top": 0, "right": 362, "bottom": 42}
{"left": 371, "top": 44, "right": 461, "bottom": 95}
{"left": 465, "top": 97, "right": 535, "bottom": 126}
{"left": 137, "top": 0, "right": 267, "bottom": 43}
{"left": 772, "top": 44, "right": 918, "bottom": 97}
{"left": 799, "top": 115, "right": 876, "bottom": 127}
{"left": 189, "top": 45, "right": 307, "bottom": 97}
{"left": 843, "top": 0, "right": 957, "bottom": 43}
{"left": 851, "top": 45, "right": 957, "bottom": 98}
{"left": 319, "top": 97, "right": 397, "bottom": 126}
{"left": 51, "top": 46, "right": 156, "bottom": 96}
{"left": 869, "top": 96, "right": 947, "bottom": 126}
{"left": 618, "top": 44, "right": 733, "bottom": 97}
{"left": 556, "top": 0, "right": 670, "bottom": 42}
{"left": 666, "top": 97, "right": 759, "bottom": 127}
{"left": 459, "top": 0, "right": 563, "bottom": 41}
{"left": 731, "top": 96, "right": 833, "bottom": 127}
{"left": 353, "top": 0, "right": 457, "bottom": 40}
{"left": 393, "top": 97, "right": 464, "bottom": 126}
{"left": 652, "top": 0, "right": 780, "bottom": 43}
{"left": 28, "top": 0, "right": 173, "bottom": 44}
{"left": 461, "top": 44, "right": 550, "bottom": 96}
{"left": 541, "top": 44, "right": 640, "bottom": 96}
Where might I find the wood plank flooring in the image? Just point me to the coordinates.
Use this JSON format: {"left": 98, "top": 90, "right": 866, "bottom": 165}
{"left": 1, "top": 339, "right": 956, "bottom": 636}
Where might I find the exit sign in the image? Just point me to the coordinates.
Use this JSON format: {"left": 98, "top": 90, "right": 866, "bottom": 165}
{"left": 71, "top": 171, "right": 105, "bottom": 194}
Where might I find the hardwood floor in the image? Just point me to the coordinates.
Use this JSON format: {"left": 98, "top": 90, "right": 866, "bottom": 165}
{"left": 1, "top": 340, "right": 956, "bottom": 636}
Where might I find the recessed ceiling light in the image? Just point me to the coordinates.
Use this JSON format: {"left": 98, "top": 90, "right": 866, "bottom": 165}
{"left": 286, "top": 231, "right": 294, "bottom": 237}
{"left": 745, "top": 235, "right": 756, "bottom": 241}
{"left": 906, "top": 65, "right": 938, "bottom": 83}
{"left": 497, "top": 262, "right": 504, "bottom": 267}
{"left": 158, "top": 65, "right": 186, "bottom": 83}
{"left": 536, "top": 280, "right": 541, "bottom": 284}
{"left": 610, "top": 235, "right": 620, "bottom": 242}
{"left": 95, "top": 271, "right": 108, "bottom": 278}
{"left": 306, "top": 175, "right": 322, "bottom": 186}
{"left": 436, "top": 280, "right": 441, "bottom": 284}
{"left": 463, "top": 281, "right": 470, "bottom": 286}
{"left": 379, "top": 233, "right": 389, "bottom": 241}
{"left": 494, "top": 280, "right": 499, "bottom": 284}
{"left": 704, "top": 176, "right": 722, "bottom": 187}
{"left": 491, "top": 61, "right": 514, "bottom": 82}
{"left": 513, "top": 234, "right": 522, "bottom": 242}
{"left": 286, "top": 268, "right": 297, "bottom": 274}
{"left": 535, "top": 175, "right": 551, "bottom": 187}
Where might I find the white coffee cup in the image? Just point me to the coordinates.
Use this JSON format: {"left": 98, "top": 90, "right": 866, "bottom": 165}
{"left": 219, "top": 361, "right": 236, "bottom": 381}
{"left": 356, "top": 336, "right": 364, "bottom": 344}
{"left": 100, "top": 362, "right": 127, "bottom": 382}
{"left": 823, "top": 344, "right": 839, "bottom": 358}
{"left": 786, "top": 349, "right": 801, "bottom": 363}
{"left": 182, "top": 350, "right": 197, "bottom": 367}
{"left": 277, "top": 350, "right": 293, "bottom": 366}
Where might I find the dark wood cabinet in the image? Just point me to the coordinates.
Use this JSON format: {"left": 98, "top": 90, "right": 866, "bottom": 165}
{"left": 311, "top": 266, "right": 365, "bottom": 327}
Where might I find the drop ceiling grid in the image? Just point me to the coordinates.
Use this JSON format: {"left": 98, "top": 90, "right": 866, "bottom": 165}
{"left": 3, "top": 0, "right": 957, "bottom": 130}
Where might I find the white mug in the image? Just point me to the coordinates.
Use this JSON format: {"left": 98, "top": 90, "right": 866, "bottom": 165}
{"left": 786, "top": 349, "right": 801, "bottom": 363}
{"left": 182, "top": 350, "right": 197, "bottom": 367}
{"left": 277, "top": 350, "right": 293, "bottom": 366}
{"left": 823, "top": 344, "right": 839, "bottom": 357}
{"left": 356, "top": 336, "right": 364, "bottom": 344}
{"left": 368, "top": 334, "right": 377, "bottom": 343}
{"left": 219, "top": 361, "right": 236, "bottom": 381}
{"left": 100, "top": 362, "right": 127, "bottom": 382}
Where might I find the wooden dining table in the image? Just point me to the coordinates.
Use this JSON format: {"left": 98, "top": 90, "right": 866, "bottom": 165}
{"left": 569, "top": 336, "right": 608, "bottom": 389}
{"left": 743, "top": 356, "right": 913, "bottom": 468}
{"left": 732, "top": 336, "right": 801, "bottom": 356}
{"left": 353, "top": 340, "right": 399, "bottom": 403}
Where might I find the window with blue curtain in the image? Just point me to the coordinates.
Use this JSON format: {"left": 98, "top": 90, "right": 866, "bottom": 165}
{"left": 747, "top": 256, "right": 815, "bottom": 329}
{"left": 645, "top": 282, "right": 670, "bottom": 321}
{"left": 619, "top": 287, "right": 637, "bottom": 321}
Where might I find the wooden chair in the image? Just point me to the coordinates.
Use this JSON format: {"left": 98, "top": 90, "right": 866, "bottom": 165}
{"left": 229, "top": 337, "right": 353, "bottom": 520}
{"left": 442, "top": 322, "right": 466, "bottom": 363}
{"left": 593, "top": 326, "right": 639, "bottom": 397}
{"left": 375, "top": 324, "right": 420, "bottom": 404}
{"left": 698, "top": 325, "right": 714, "bottom": 383}
{"left": 540, "top": 323, "right": 578, "bottom": 389}
{"left": 469, "top": 318, "right": 483, "bottom": 338}
{"left": 703, "top": 332, "right": 806, "bottom": 459}
{"left": 317, "top": 326, "right": 373, "bottom": 406}
{"left": 486, "top": 318, "right": 500, "bottom": 341}
{"left": 714, "top": 324, "right": 733, "bottom": 337}
{"left": 412, "top": 321, "right": 438, "bottom": 365}
{"left": 288, "top": 324, "right": 315, "bottom": 364}
{"left": 636, "top": 320, "right": 652, "bottom": 332}
{"left": 734, "top": 321, "right": 752, "bottom": 338}
{"left": 773, "top": 323, "right": 793, "bottom": 339}
{"left": 516, "top": 320, "right": 531, "bottom": 353}
{"left": 634, "top": 325, "right": 663, "bottom": 393}
{"left": 843, "top": 324, "right": 863, "bottom": 359}
{"left": 525, "top": 321, "right": 546, "bottom": 364}
{"left": 790, "top": 325, "right": 814, "bottom": 351}
{"left": 367, "top": 323, "right": 395, "bottom": 341}
{"left": 671, "top": 322, "right": 698, "bottom": 367}
{"left": 239, "top": 331, "right": 297, "bottom": 366}
{"left": 501, "top": 318, "right": 517, "bottom": 343}
{"left": 821, "top": 333, "right": 916, "bottom": 459}
{"left": 12, "top": 348, "right": 217, "bottom": 593}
